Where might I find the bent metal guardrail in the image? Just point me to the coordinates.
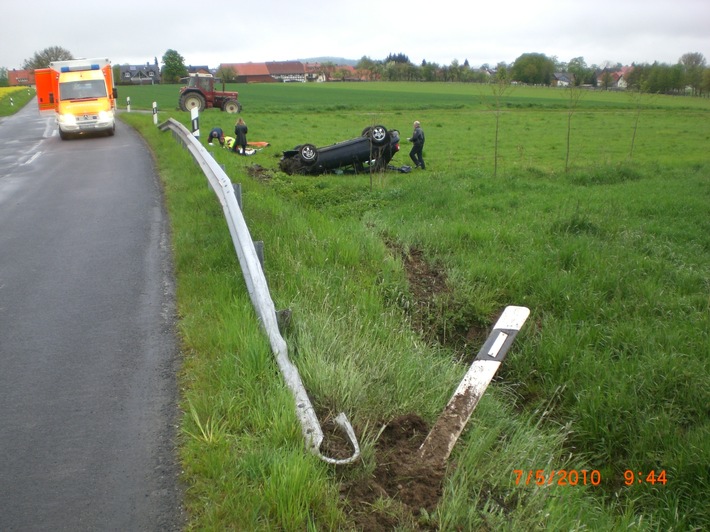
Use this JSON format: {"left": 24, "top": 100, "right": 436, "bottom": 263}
{"left": 158, "top": 118, "right": 360, "bottom": 465}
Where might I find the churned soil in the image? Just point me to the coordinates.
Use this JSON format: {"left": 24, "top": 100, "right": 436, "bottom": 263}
{"left": 333, "top": 414, "right": 447, "bottom": 531}
{"left": 252, "top": 183, "right": 495, "bottom": 527}
{"left": 326, "top": 242, "right": 473, "bottom": 530}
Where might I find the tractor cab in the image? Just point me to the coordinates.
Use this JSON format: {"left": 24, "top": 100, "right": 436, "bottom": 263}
{"left": 178, "top": 73, "right": 241, "bottom": 113}
{"left": 186, "top": 73, "right": 216, "bottom": 92}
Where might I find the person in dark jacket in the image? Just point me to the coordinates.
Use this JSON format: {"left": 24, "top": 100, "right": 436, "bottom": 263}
{"left": 207, "top": 127, "right": 225, "bottom": 146}
{"left": 407, "top": 120, "right": 425, "bottom": 169}
{"left": 233, "top": 118, "right": 248, "bottom": 155}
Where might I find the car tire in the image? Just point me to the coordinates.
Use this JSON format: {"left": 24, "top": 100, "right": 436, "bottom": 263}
{"left": 299, "top": 144, "right": 318, "bottom": 165}
{"left": 363, "top": 125, "right": 389, "bottom": 146}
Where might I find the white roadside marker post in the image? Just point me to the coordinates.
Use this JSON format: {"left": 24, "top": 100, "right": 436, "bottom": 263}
{"left": 152, "top": 101, "right": 158, "bottom": 126}
{"left": 419, "top": 305, "right": 530, "bottom": 466}
{"left": 191, "top": 107, "right": 199, "bottom": 139}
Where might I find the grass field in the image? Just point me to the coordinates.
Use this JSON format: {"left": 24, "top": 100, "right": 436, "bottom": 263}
{"left": 119, "top": 82, "right": 709, "bottom": 530}
{"left": 0, "top": 86, "right": 34, "bottom": 117}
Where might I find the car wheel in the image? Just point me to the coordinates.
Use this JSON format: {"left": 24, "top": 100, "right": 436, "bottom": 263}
{"left": 299, "top": 144, "right": 318, "bottom": 165}
{"left": 371, "top": 125, "right": 388, "bottom": 145}
{"left": 363, "top": 125, "right": 388, "bottom": 146}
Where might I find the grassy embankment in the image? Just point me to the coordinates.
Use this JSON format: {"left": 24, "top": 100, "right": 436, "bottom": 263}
{"left": 0, "top": 86, "right": 35, "bottom": 117}
{"left": 119, "top": 82, "right": 709, "bottom": 530}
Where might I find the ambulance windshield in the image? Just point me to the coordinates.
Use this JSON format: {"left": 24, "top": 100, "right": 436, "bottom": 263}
{"left": 59, "top": 80, "right": 107, "bottom": 100}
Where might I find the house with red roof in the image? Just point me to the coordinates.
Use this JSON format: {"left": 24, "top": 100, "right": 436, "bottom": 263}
{"left": 8, "top": 69, "right": 35, "bottom": 86}
{"left": 266, "top": 61, "right": 306, "bottom": 82}
{"left": 218, "top": 60, "right": 364, "bottom": 83}
{"left": 597, "top": 66, "right": 633, "bottom": 89}
{"left": 220, "top": 62, "right": 273, "bottom": 83}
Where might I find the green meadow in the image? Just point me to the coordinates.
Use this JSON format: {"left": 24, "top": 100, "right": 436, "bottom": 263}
{"left": 118, "top": 82, "right": 709, "bottom": 530}
{"left": 0, "top": 86, "right": 35, "bottom": 116}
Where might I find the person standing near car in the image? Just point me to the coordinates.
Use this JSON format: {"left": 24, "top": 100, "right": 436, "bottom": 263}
{"left": 408, "top": 120, "right": 425, "bottom": 169}
{"left": 233, "top": 117, "right": 248, "bottom": 155}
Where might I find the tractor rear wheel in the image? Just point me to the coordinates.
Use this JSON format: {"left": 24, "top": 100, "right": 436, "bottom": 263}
{"left": 179, "top": 92, "right": 206, "bottom": 112}
{"left": 222, "top": 99, "right": 242, "bottom": 113}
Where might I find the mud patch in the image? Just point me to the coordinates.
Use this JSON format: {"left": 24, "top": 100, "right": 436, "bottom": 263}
{"left": 246, "top": 164, "right": 273, "bottom": 181}
{"left": 385, "top": 239, "right": 448, "bottom": 341}
{"left": 402, "top": 247, "right": 449, "bottom": 321}
{"left": 330, "top": 239, "right": 506, "bottom": 528}
{"left": 339, "top": 414, "right": 446, "bottom": 531}
{"left": 383, "top": 238, "right": 493, "bottom": 360}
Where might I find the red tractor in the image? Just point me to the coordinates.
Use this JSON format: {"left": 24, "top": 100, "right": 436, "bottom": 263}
{"left": 178, "top": 73, "right": 242, "bottom": 113}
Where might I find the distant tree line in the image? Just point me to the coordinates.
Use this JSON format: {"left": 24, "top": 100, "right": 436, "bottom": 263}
{"left": 6, "top": 46, "right": 708, "bottom": 97}
{"left": 355, "top": 51, "right": 710, "bottom": 96}
{"left": 626, "top": 53, "right": 707, "bottom": 96}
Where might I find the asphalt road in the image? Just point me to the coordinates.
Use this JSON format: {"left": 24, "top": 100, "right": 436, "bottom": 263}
{"left": 0, "top": 102, "right": 184, "bottom": 530}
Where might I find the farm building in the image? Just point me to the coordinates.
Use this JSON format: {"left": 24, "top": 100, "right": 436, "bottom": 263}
{"left": 8, "top": 69, "right": 35, "bottom": 86}
{"left": 220, "top": 62, "right": 273, "bottom": 83}
{"left": 217, "top": 61, "right": 355, "bottom": 83}
{"left": 219, "top": 61, "right": 307, "bottom": 83}
{"left": 304, "top": 62, "right": 327, "bottom": 82}
{"left": 266, "top": 61, "right": 307, "bottom": 82}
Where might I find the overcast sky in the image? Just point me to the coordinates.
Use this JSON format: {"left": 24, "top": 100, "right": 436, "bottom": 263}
{"left": 3, "top": 0, "right": 708, "bottom": 70}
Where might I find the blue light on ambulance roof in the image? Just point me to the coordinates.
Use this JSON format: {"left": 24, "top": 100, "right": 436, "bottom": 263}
{"left": 59, "top": 64, "right": 101, "bottom": 73}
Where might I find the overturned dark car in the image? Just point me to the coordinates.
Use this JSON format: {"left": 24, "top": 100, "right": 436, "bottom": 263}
{"left": 279, "top": 125, "right": 400, "bottom": 175}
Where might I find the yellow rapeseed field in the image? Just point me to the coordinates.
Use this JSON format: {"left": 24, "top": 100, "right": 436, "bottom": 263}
{"left": 0, "top": 86, "right": 28, "bottom": 98}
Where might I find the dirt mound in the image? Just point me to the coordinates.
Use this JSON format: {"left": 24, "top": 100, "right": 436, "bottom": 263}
{"left": 246, "top": 164, "right": 272, "bottom": 181}
{"left": 340, "top": 414, "right": 446, "bottom": 531}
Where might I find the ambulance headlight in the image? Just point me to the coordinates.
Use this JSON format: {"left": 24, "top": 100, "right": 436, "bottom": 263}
{"left": 58, "top": 113, "right": 77, "bottom": 125}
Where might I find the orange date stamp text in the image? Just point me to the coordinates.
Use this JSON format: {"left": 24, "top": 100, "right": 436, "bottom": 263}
{"left": 513, "top": 469, "right": 602, "bottom": 486}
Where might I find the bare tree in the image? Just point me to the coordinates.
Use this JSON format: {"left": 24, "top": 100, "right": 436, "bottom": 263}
{"left": 483, "top": 67, "right": 513, "bottom": 177}
{"left": 565, "top": 85, "right": 584, "bottom": 173}
{"left": 599, "top": 71, "right": 614, "bottom": 90}
{"left": 628, "top": 85, "right": 655, "bottom": 160}
{"left": 216, "top": 65, "right": 237, "bottom": 91}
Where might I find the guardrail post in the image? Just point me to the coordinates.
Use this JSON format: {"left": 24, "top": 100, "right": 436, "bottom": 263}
{"left": 234, "top": 182, "right": 242, "bottom": 211}
{"left": 254, "top": 240, "right": 264, "bottom": 269}
{"left": 276, "top": 309, "right": 292, "bottom": 334}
